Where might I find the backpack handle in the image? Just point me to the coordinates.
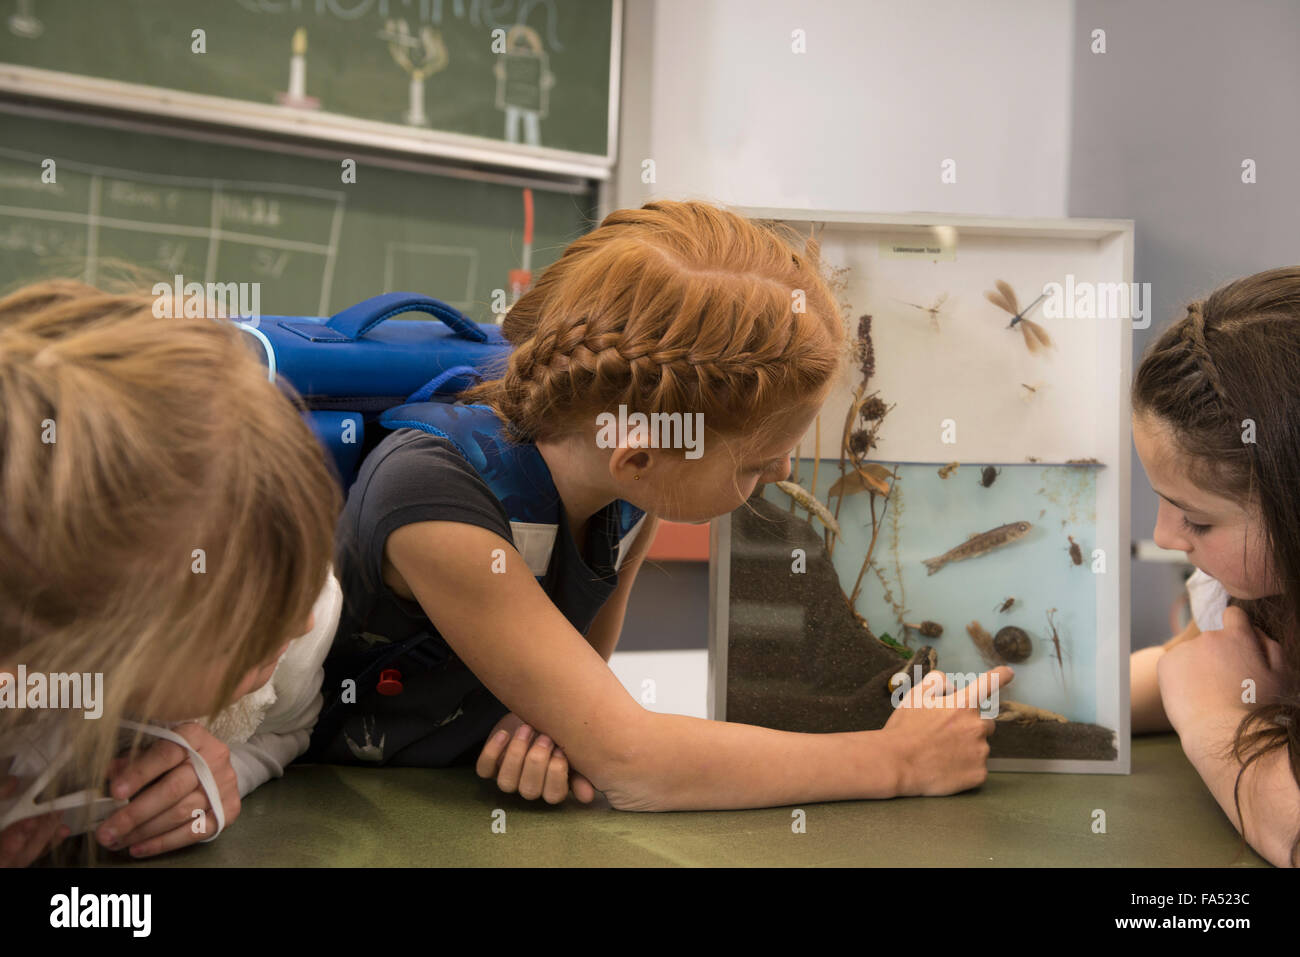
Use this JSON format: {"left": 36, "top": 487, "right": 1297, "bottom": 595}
{"left": 281, "top": 293, "right": 489, "bottom": 343}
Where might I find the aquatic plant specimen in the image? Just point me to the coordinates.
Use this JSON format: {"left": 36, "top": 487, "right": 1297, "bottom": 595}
{"left": 922, "top": 521, "right": 1033, "bottom": 575}
{"left": 985, "top": 280, "right": 1053, "bottom": 354}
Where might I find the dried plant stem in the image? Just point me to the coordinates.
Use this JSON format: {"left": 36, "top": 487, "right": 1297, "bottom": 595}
{"left": 790, "top": 442, "right": 801, "bottom": 514}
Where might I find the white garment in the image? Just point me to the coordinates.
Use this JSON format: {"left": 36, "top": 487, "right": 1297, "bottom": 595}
{"left": 1186, "top": 568, "right": 1230, "bottom": 632}
{"left": 198, "top": 570, "right": 343, "bottom": 797}
{"left": 1, "top": 570, "right": 343, "bottom": 836}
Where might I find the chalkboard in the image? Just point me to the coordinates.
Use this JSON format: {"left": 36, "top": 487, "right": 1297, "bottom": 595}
{"left": 0, "top": 0, "right": 617, "bottom": 170}
{"left": 0, "top": 108, "right": 595, "bottom": 320}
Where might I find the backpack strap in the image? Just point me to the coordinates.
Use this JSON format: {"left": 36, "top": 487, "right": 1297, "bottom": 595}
{"left": 378, "top": 402, "right": 646, "bottom": 576}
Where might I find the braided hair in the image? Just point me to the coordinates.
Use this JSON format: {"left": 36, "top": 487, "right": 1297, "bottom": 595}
{"left": 458, "top": 200, "right": 846, "bottom": 456}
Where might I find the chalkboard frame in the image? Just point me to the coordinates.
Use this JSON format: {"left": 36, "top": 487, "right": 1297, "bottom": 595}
{"left": 0, "top": 0, "right": 621, "bottom": 181}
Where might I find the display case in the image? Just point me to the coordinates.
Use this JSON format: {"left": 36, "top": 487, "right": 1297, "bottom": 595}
{"left": 709, "top": 211, "right": 1135, "bottom": 773}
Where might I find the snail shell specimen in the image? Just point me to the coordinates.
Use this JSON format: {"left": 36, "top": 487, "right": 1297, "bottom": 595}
{"left": 993, "top": 626, "right": 1033, "bottom": 663}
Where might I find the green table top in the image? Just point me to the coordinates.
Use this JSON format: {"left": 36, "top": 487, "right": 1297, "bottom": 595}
{"left": 109, "top": 734, "right": 1267, "bottom": 867}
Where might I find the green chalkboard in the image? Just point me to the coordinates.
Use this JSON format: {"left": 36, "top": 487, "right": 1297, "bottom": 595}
{"left": 0, "top": 0, "right": 615, "bottom": 162}
{"left": 0, "top": 109, "right": 596, "bottom": 320}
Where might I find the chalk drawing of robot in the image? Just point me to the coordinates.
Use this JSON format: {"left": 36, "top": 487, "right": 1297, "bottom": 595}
{"left": 494, "top": 24, "right": 553, "bottom": 147}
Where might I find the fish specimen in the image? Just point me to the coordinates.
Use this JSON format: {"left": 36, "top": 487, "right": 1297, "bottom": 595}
{"left": 896, "top": 292, "right": 949, "bottom": 330}
{"left": 774, "top": 480, "right": 841, "bottom": 537}
{"left": 979, "top": 466, "right": 1000, "bottom": 488}
{"left": 986, "top": 280, "right": 1053, "bottom": 354}
{"left": 923, "top": 521, "right": 1033, "bottom": 575}
{"left": 903, "top": 620, "right": 944, "bottom": 638}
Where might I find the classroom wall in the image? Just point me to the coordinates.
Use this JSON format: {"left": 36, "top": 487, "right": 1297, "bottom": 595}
{"left": 1067, "top": 0, "right": 1300, "bottom": 648}
{"left": 613, "top": 0, "right": 1079, "bottom": 652}
{"left": 614, "top": 0, "right": 1076, "bottom": 216}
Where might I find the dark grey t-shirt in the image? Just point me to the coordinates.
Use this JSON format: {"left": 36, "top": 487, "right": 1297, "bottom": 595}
{"left": 306, "top": 427, "right": 625, "bottom": 767}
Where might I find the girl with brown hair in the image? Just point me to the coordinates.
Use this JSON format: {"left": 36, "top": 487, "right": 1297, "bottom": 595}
{"left": 1130, "top": 266, "right": 1300, "bottom": 867}
{"left": 0, "top": 280, "right": 342, "bottom": 865}
{"left": 309, "top": 200, "right": 1014, "bottom": 809}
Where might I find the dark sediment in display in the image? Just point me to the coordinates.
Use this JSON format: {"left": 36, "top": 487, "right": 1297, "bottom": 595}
{"left": 724, "top": 492, "right": 1117, "bottom": 762}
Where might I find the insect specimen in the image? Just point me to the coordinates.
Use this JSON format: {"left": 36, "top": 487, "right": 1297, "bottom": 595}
{"left": 903, "top": 620, "right": 944, "bottom": 638}
{"left": 937, "top": 461, "right": 960, "bottom": 479}
{"left": 923, "top": 521, "right": 1033, "bottom": 575}
{"left": 1046, "top": 607, "right": 1065, "bottom": 680}
{"left": 896, "top": 292, "right": 949, "bottom": 330}
{"left": 994, "top": 597, "right": 1016, "bottom": 613}
{"left": 979, "top": 466, "right": 1001, "bottom": 488}
{"left": 1067, "top": 535, "right": 1083, "bottom": 566}
{"left": 985, "top": 280, "right": 1053, "bottom": 354}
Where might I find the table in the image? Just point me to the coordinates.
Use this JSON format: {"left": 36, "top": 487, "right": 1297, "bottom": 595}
{"left": 108, "top": 734, "right": 1268, "bottom": 867}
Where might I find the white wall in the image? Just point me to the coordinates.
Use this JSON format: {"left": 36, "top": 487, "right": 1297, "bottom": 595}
{"left": 613, "top": 0, "right": 1076, "bottom": 217}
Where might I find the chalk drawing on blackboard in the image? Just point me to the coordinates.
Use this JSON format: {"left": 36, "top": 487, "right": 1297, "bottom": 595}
{"left": 274, "top": 27, "right": 320, "bottom": 111}
{"left": 383, "top": 242, "right": 478, "bottom": 312}
{"left": 380, "top": 19, "right": 449, "bottom": 128}
{"left": 0, "top": 145, "right": 345, "bottom": 314}
{"left": 7, "top": 0, "right": 43, "bottom": 38}
{"left": 494, "top": 25, "right": 554, "bottom": 146}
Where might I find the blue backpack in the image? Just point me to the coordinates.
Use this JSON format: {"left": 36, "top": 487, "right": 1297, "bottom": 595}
{"left": 242, "top": 292, "right": 648, "bottom": 577}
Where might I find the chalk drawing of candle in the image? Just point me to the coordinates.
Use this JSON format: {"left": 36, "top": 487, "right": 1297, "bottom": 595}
{"left": 275, "top": 27, "right": 321, "bottom": 109}
{"left": 379, "top": 19, "right": 448, "bottom": 128}
{"left": 7, "top": 0, "right": 44, "bottom": 38}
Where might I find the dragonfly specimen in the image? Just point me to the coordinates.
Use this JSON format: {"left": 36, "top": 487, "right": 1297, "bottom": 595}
{"left": 895, "top": 292, "right": 949, "bottom": 330}
{"left": 985, "top": 280, "right": 1053, "bottom": 354}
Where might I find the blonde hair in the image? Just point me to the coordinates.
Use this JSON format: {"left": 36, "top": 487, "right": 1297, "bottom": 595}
{"left": 458, "top": 200, "right": 846, "bottom": 465}
{"left": 0, "top": 280, "right": 340, "bottom": 858}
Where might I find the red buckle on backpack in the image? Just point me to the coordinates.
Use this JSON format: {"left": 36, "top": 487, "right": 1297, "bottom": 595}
{"left": 377, "top": 669, "right": 403, "bottom": 696}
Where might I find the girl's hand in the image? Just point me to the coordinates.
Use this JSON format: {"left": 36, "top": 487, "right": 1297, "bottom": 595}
{"left": 476, "top": 711, "right": 598, "bottom": 805}
{"left": 0, "top": 776, "right": 70, "bottom": 867}
{"left": 1157, "top": 605, "right": 1285, "bottom": 741}
{"left": 882, "top": 666, "right": 1013, "bottom": 796}
{"left": 95, "top": 722, "right": 240, "bottom": 858}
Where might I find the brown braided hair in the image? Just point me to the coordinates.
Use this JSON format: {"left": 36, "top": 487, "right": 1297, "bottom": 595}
{"left": 1132, "top": 265, "right": 1300, "bottom": 865}
{"left": 456, "top": 200, "right": 846, "bottom": 468}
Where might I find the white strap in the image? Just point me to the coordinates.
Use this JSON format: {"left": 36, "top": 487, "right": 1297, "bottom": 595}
{"left": 120, "top": 720, "right": 226, "bottom": 843}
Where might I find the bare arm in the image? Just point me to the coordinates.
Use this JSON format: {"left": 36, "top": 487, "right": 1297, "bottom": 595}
{"left": 1180, "top": 716, "right": 1300, "bottom": 868}
{"left": 1131, "top": 620, "right": 1200, "bottom": 735}
{"left": 582, "top": 515, "right": 659, "bottom": 662}
{"left": 386, "top": 520, "right": 999, "bottom": 812}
